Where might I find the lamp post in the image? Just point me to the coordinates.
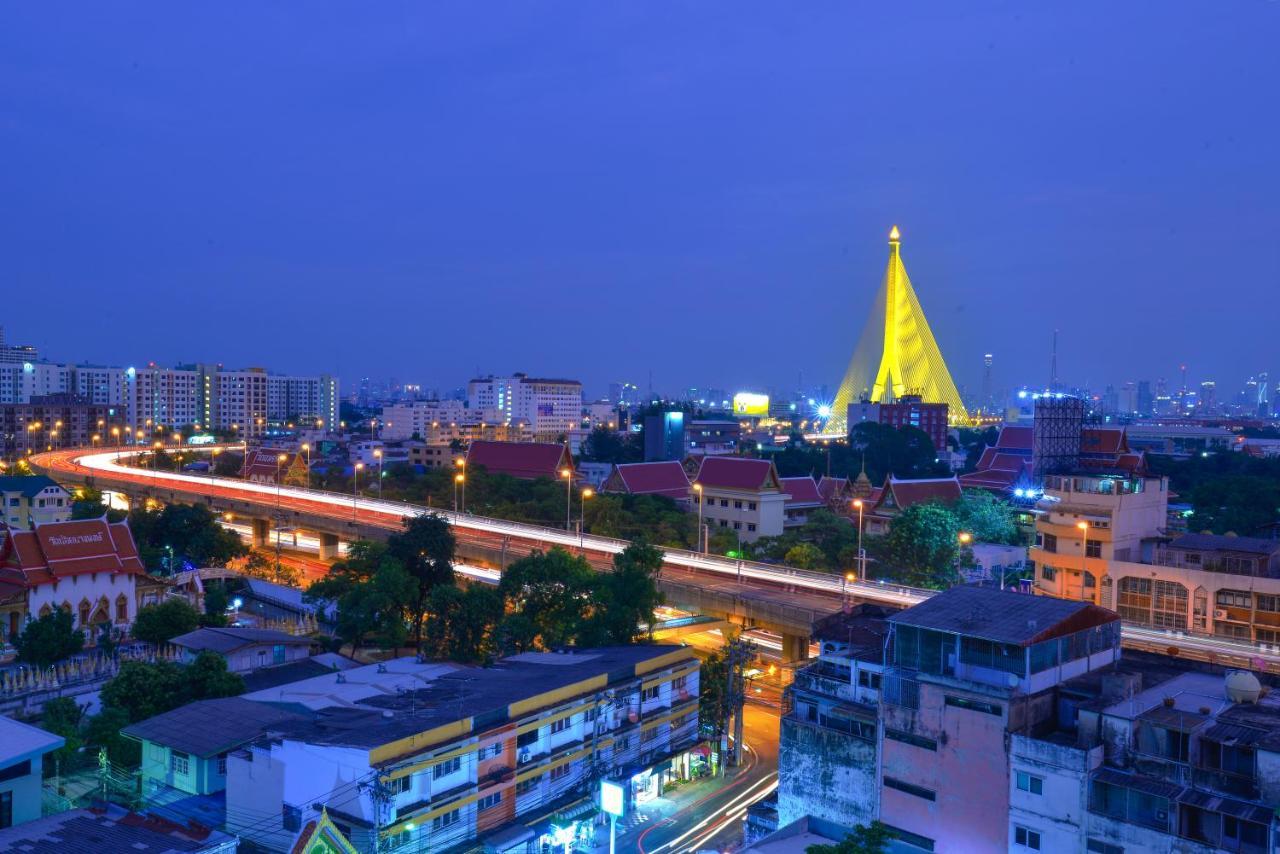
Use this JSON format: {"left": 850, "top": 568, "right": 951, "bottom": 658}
{"left": 374, "top": 448, "right": 383, "bottom": 499}
{"left": 580, "top": 488, "right": 593, "bottom": 551}
{"left": 852, "top": 498, "right": 866, "bottom": 582}
{"left": 209, "top": 447, "right": 221, "bottom": 485}
{"left": 275, "top": 453, "right": 287, "bottom": 510}
{"left": 844, "top": 571, "right": 855, "bottom": 605}
{"left": 300, "top": 443, "right": 311, "bottom": 489}
{"left": 693, "top": 483, "right": 704, "bottom": 554}
{"left": 352, "top": 462, "right": 365, "bottom": 520}
{"left": 560, "top": 467, "right": 573, "bottom": 531}
{"left": 1077, "top": 520, "right": 1090, "bottom": 601}
{"left": 454, "top": 472, "right": 465, "bottom": 513}
{"left": 957, "top": 531, "right": 973, "bottom": 585}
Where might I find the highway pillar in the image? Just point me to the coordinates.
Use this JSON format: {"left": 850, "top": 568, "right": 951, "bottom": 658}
{"left": 251, "top": 518, "right": 271, "bottom": 548}
{"left": 318, "top": 532, "right": 340, "bottom": 561}
{"left": 782, "top": 633, "right": 810, "bottom": 663}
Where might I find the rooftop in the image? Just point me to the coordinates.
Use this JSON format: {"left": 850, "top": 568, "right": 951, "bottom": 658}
{"left": 0, "top": 516, "right": 145, "bottom": 585}
{"left": 604, "top": 461, "right": 691, "bottom": 500}
{"left": 779, "top": 476, "right": 823, "bottom": 507}
{"left": 0, "top": 804, "right": 235, "bottom": 854}
{"left": 169, "top": 626, "right": 311, "bottom": 654}
{"left": 252, "top": 646, "right": 694, "bottom": 755}
{"left": 465, "top": 440, "right": 572, "bottom": 480}
{"left": 0, "top": 475, "right": 64, "bottom": 498}
{"left": 889, "top": 585, "right": 1119, "bottom": 646}
{"left": 693, "top": 456, "right": 780, "bottom": 492}
{"left": 121, "top": 697, "right": 306, "bottom": 758}
{"left": 1166, "top": 533, "right": 1280, "bottom": 556}
{"left": 0, "top": 714, "right": 64, "bottom": 765}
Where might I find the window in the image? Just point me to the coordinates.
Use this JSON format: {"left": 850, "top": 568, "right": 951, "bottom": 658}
{"left": 885, "top": 728, "right": 936, "bottom": 751}
{"left": 857, "top": 671, "right": 881, "bottom": 690}
{"left": 477, "top": 791, "right": 502, "bottom": 811}
{"left": 217, "top": 753, "right": 227, "bottom": 776}
{"left": 515, "top": 775, "right": 542, "bottom": 795}
{"left": 1219, "top": 590, "right": 1253, "bottom": 608}
{"left": 733, "top": 521, "right": 741, "bottom": 530}
{"left": 719, "top": 519, "right": 728, "bottom": 528}
{"left": 282, "top": 803, "right": 302, "bottom": 832}
{"left": 432, "top": 756, "right": 461, "bottom": 779}
{"left": 390, "top": 775, "right": 411, "bottom": 794}
{"left": 481, "top": 741, "right": 504, "bottom": 760}
{"left": 170, "top": 751, "right": 190, "bottom": 775}
{"left": 1257, "top": 594, "right": 1280, "bottom": 613}
{"left": 747, "top": 502, "right": 757, "bottom": 511}
{"left": 719, "top": 499, "right": 729, "bottom": 508}
{"left": 1086, "top": 539, "right": 1102, "bottom": 559}
{"left": 1041, "top": 565, "right": 1056, "bottom": 581}
{"left": 432, "top": 809, "right": 460, "bottom": 830}
{"left": 1085, "top": 841, "right": 1123, "bottom": 854}
{"left": 551, "top": 717, "right": 571, "bottom": 734}
{"left": 945, "top": 695, "right": 1002, "bottom": 717}
{"left": 747, "top": 523, "right": 756, "bottom": 532}
{"left": 0, "top": 790, "right": 10, "bottom": 830}
{"left": 883, "top": 776, "right": 935, "bottom": 801}
{"left": 881, "top": 824, "right": 934, "bottom": 852}
{"left": 549, "top": 763, "right": 571, "bottom": 781}
{"left": 1042, "top": 533, "right": 1058, "bottom": 553}
{"left": 1013, "top": 826, "right": 1042, "bottom": 850}
{"left": 734, "top": 500, "right": 743, "bottom": 509}
{"left": 0, "top": 761, "right": 31, "bottom": 783}
{"left": 273, "top": 644, "right": 286, "bottom": 664}
{"left": 1015, "top": 770, "right": 1043, "bottom": 795}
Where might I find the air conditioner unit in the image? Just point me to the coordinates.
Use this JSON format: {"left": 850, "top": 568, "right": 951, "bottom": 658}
{"left": 1214, "top": 610, "right": 1229, "bottom": 620}
{"left": 518, "top": 750, "right": 531, "bottom": 764}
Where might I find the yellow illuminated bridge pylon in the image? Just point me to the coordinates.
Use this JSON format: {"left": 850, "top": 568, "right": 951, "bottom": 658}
{"left": 826, "top": 226, "right": 970, "bottom": 434}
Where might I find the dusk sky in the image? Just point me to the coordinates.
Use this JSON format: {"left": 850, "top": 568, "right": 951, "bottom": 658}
{"left": 2, "top": 4, "right": 1277, "bottom": 401}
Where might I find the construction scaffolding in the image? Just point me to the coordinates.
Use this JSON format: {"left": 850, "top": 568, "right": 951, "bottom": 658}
{"left": 1032, "top": 395, "right": 1084, "bottom": 476}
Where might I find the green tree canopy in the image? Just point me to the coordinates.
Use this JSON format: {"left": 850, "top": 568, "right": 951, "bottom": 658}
{"left": 578, "top": 426, "right": 643, "bottom": 464}
{"left": 590, "top": 542, "right": 665, "bottom": 645}
{"left": 784, "top": 542, "right": 825, "bottom": 569}
{"left": 101, "top": 660, "right": 187, "bottom": 723}
{"left": 185, "top": 650, "right": 246, "bottom": 700}
{"left": 881, "top": 502, "right": 963, "bottom": 588}
{"left": 498, "top": 548, "right": 597, "bottom": 649}
{"left": 385, "top": 513, "right": 457, "bottom": 645}
{"left": 131, "top": 599, "right": 200, "bottom": 646}
{"left": 126, "top": 503, "right": 247, "bottom": 571}
{"left": 955, "top": 489, "right": 1020, "bottom": 544}
{"left": 16, "top": 609, "right": 84, "bottom": 667}
{"left": 806, "top": 822, "right": 893, "bottom": 854}
{"left": 422, "top": 584, "right": 505, "bottom": 663}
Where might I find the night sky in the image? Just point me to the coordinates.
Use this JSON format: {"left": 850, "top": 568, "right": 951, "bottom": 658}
{"left": 2, "top": 4, "right": 1277, "bottom": 400}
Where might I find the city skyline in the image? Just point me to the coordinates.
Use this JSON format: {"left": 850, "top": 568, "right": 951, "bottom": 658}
{"left": 3, "top": 4, "right": 1277, "bottom": 395}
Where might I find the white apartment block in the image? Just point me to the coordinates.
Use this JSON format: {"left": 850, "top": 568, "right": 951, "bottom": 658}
{"left": 467, "top": 374, "right": 583, "bottom": 441}
{"left": 380, "top": 399, "right": 471, "bottom": 442}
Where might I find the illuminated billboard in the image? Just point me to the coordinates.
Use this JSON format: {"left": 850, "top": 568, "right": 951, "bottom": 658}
{"left": 733, "top": 392, "right": 769, "bottom": 417}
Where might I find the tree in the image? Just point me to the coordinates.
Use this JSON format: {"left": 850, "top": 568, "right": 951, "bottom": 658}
{"left": 386, "top": 514, "right": 457, "bottom": 646}
{"left": 132, "top": 599, "right": 200, "bottom": 646}
{"left": 579, "top": 426, "right": 642, "bottom": 464}
{"left": 86, "top": 707, "right": 139, "bottom": 766}
{"left": 706, "top": 527, "right": 740, "bottom": 556}
{"left": 70, "top": 487, "right": 126, "bottom": 522}
{"left": 806, "top": 822, "right": 893, "bottom": 854}
{"left": 784, "top": 543, "right": 825, "bottom": 570}
{"left": 1188, "top": 475, "right": 1280, "bottom": 536}
{"left": 16, "top": 609, "right": 84, "bottom": 667}
{"left": 185, "top": 651, "right": 245, "bottom": 700}
{"left": 127, "top": 503, "right": 247, "bottom": 571}
{"left": 422, "top": 584, "right": 505, "bottom": 662}
{"left": 881, "top": 502, "right": 962, "bottom": 588}
{"left": 41, "top": 697, "right": 86, "bottom": 768}
{"left": 201, "top": 583, "right": 231, "bottom": 628}
{"left": 333, "top": 560, "right": 416, "bottom": 653}
{"left": 699, "top": 648, "right": 729, "bottom": 737}
{"left": 590, "top": 543, "right": 665, "bottom": 645}
{"left": 100, "top": 660, "right": 187, "bottom": 723}
{"left": 955, "top": 490, "right": 1020, "bottom": 545}
{"left": 849, "top": 422, "right": 948, "bottom": 482}
{"left": 498, "top": 548, "right": 596, "bottom": 649}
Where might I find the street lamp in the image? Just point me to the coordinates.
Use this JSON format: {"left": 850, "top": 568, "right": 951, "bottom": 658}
{"left": 209, "top": 447, "right": 221, "bottom": 485}
{"left": 560, "top": 467, "right": 573, "bottom": 531}
{"left": 580, "top": 488, "right": 593, "bottom": 550}
{"left": 352, "top": 462, "right": 365, "bottom": 520}
{"left": 693, "top": 483, "right": 704, "bottom": 554}
{"left": 300, "top": 443, "right": 311, "bottom": 489}
{"left": 844, "top": 571, "right": 855, "bottom": 605}
{"left": 454, "top": 472, "right": 465, "bottom": 513}
{"left": 852, "top": 498, "right": 866, "bottom": 582}
{"left": 956, "top": 531, "right": 973, "bottom": 585}
{"left": 373, "top": 448, "right": 383, "bottom": 499}
{"left": 1077, "top": 520, "right": 1091, "bottom": 601}
{"left": 275, "top": 453, "right": 287, "bottom": 509}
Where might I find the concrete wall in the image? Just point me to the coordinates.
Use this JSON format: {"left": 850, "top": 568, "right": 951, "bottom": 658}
{"left": 140, "top": 740, "right": 223, "bottom": 796}
{"left": 777, "top": 716, "right": 876, "bottom": 830}
{"left": 0, "top": 753, "right": 45, "bottom": 828}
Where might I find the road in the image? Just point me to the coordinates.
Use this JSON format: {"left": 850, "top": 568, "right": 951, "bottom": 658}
{"left": 32, "top": 445, "right": 1280, "bottom": 673}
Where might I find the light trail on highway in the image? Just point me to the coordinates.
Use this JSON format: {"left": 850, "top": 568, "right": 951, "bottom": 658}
{"left": 35, "top": 446, "right": 1280, "bottom": 671}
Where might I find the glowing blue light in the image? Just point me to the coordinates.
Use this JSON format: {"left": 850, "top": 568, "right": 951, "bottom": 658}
{"left": 1017, "top": 391, "right": 1027, "bottom": 399}
{"left": 817, "top": 405, "right": 832, "bottom": 418}
{"left": 1014, "top": 488, "right": 1025, "bottom": 498}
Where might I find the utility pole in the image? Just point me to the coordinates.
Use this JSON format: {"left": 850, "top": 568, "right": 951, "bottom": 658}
{"left": 723, "top": 638, "right": 757, "bottom": 768}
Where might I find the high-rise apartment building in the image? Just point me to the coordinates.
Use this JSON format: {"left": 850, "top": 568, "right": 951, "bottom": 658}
{"left": 467, "top": 374, "right": 582, "bottom": 441}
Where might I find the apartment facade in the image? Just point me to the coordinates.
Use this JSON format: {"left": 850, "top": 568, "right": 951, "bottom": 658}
{"left": 689, "top": 455, "right": 787, "bottom": 542}
{"left": 227, "top": 646, "right": 701, "bottom": 853}
{"left": 467, "top": 374, "right": 583, "bottom": 441}
{"left": 1031, "top": 472, "right": 1280, "bottom": 643}
{"left": 0, "top": 476, "right": 72, "bottom": 530}
{"left": 0, "top": 395, "right": 126, "bottom": 459}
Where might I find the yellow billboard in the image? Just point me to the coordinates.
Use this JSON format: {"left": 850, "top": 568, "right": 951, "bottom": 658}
{"left": 733, "top": 392, "right": 769, "bottom": 417}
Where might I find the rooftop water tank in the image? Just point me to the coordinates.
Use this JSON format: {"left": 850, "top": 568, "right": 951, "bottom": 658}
{"left": 1225, "top": 670, "right": 1262, "bottom": 704}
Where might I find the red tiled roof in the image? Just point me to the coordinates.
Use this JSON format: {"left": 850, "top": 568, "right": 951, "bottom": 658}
{"left": 988, "top": 452, "right": 1031, "bottom": 472}
{"left": 959, "top": 468, "right": 1021, "bottom": 490}
{"left": 467, "top": 441, "right": 573, "bottom": 481}
{"left": 605, "top": 461, "right": 691, "bottom": 500}
{"left": 875, "top": 476, "right": 963, "bottom": 511}
{"left": 817, "top": 476, "right": 848, "bottom": 502}
{"left": 694, "top": 456, "right": 780, "bottom": 492}
{"left": 995, "top": 425, "right": 1034, "bottom": 451}
{"left": 0, "top": 518, "right": 145, "bottom": 585}
{"left": 780, "top": 476, "right": 823, "bottom": 507}
{"left": 1081, "top": 427, "right": 1128, "bottom": 455}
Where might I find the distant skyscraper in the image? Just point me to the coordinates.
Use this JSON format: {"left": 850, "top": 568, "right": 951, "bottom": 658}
{"left": 1259, "top": 371, "right": 1271, "bottom": 417}
{"left": 1136, "top": 380, "right": 1153, "bottom": 417}
{"left": 0, "top": 326, "right": 38, "bottom": 365}
{"left": 981, "top": 354, "right": 993, "bottom": 412}
{"left": 1199, "top": 380, "right": 1217, "bottom": 414}
{"left": 1049, "top": 329, "right": 1059, "bottom": 391}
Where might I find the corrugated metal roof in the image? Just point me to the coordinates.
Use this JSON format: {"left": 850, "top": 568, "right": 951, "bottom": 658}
{"left": 888, "top": 585, "right": 1118, "bottom": 646}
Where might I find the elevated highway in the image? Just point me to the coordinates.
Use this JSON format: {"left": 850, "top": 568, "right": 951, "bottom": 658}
{"left": 30, "top": 446, "right": 1280, "bottom": 670}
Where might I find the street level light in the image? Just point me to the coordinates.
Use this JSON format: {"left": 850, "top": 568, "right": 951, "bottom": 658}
{"left": 1077, "top": 520, "right": 1091, "bottom": 601}
{"left": 853, "top": 498, "right": 866, "bottom": 582}
{"left": 455, "top": 472, "right": 465, "bottom": 513}
{"left": 693, "top": 483, "right": 704, "bottom": 554}
{"left": 580, "top": 488, "right": 593, "bottom": 551}
{"left": 560, "top": 467, "right": 573, "bottom": 531}
{"left": 353, "top": 462, "right": 365, "bottom": 520}
{"left": 374, "top": 448, "right": 384, "bottom": 499}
